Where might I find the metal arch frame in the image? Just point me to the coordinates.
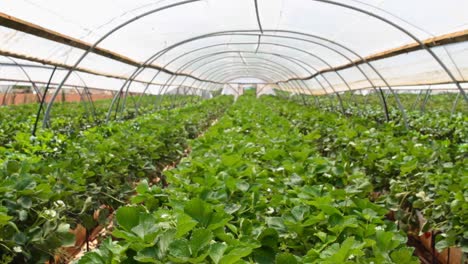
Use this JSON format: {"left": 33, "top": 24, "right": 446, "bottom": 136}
{"left": 151, "top": 51, "right": 330, "bottom": 113}
{"left": 156, "top": 64, "right": 304, "bottom": 110}
{"left": 42, "top": 0, "right": 207, "bottom": 127}
{"left": 199, "top": 31, "right": 394, "bottom": 115}
{"left": 1, "top": 56, "right": 43, "bottom": 104}
{"left": 156, "top": 51, "right": 325, "bottom": 106}
{"left": 176, "top": 55, "right": 314, "bottom": 102}
{"left": 199, "top": 67, "right": 328, "bottom": 106}
{"left": 200, "top": 67, "right": 322, "bottom": 105}
{"left": 192, "top": 68, "right": 285, "bottom": 86}
{"left": 151, "top": 43, "right": 374, "bottom": 115}
{"left": 101, "top": 28, "right": 394, "bottom": 123}
{"left": 119, "top": 45, "right": 354, "bottom": 117}
{"left": 217, "top": 77, "right": 304, "bottom": 104}
{"left": 168, "top": 42, "right": 354, "bottom": 95}
{"left": 112, "top": 30, "right": 394, "bottom": 121}
{"left": 164, "top": 42, "right": 357, "bottom": 109}
{"left": 107, "top": 28, "right": 386, "bottom": 121}
{"left": 304, "top": 0, "right": 467, "bottom": 103}
{"left": 0, "top": 59, "right": 96, "bottom": 115}
{"left": 0, "top": 59, "right": 99, "bottom": 119}
{"left": 114, "top": 40, "right": 323, "bottom": 116}
{"left": 215, "top": 32, "right": 392, "bottom": 115}
{"left": 195, "top": 67, "right": 321, "bottom": 106}
{"left": 114, "top": 49, "right": 311, "bottom": 118}
{"left": 159, "top": 55, "right": 305, "bottom": 103}
{"left": 42, "top": 0, "right": 466, "bottom": 126}
{"left": 132, "top": 53, "right": 308, "bottom": 112}
{"left": 108, "top": 35, "right": 416, "bottom": 127}
{"left": 123, "top": 37, "right": 360, "bottom": 111}
{"left": 160, "top": 52, "right": 338, "bottom": 110}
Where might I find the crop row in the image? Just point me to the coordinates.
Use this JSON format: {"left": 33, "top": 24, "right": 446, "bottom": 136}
{"left": 0, "top": 95, "right": 199, "bottom": 146}
{"left": 0, "top": 96, "right": 232, "bottom": 263}
{"left": 269, "top": 97, "right": 467, "bottom": 254}
{"left": 78, "top": 95, "right": 419, "bottom": 263}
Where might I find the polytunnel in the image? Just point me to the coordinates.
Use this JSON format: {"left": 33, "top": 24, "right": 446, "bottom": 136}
{"left": 0, "top": 1, "right": 467, "bottom": 263}
{"left": 1, "top": 0, "right": 467, "bottom": 124}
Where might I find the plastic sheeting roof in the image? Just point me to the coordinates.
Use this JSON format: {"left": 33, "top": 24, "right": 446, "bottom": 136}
{"left": 0, "top": 0, "right": 467, "bottom": 100}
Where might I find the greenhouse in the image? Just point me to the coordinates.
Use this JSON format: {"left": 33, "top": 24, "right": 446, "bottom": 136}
{"left": 0, "top": 0, "right": 467, "bottom": 263}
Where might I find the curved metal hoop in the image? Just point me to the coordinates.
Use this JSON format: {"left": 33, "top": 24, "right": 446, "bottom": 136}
{"left": 42, "top": 0, "right": 466, "bottom": 127}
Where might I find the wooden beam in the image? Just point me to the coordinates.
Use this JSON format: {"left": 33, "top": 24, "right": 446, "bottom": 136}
{"left": 0, "top": 78, "right": 111, "bottom": 91}
{"left": 0, "top": 50, "right": 131, "bottom": 80}
{"left": 0, "top": 50, "right": 181, "bottom": 88}
{"left": 279, "top": 29, "right": 468, "bottom": 84}
{"left": 362, "top": 29, "right": 468, "bottom": 62}
{"left": 1, "top": 11, "right": 466, "bottom": 85}
{"left": 0, "top": 12, "right": 140, "bottom": 67}
{"left": 0, "top": 78, "right": 206, "bottom": 93}
{"left": 0, "top": 12, "right": 221, "bottom": 84}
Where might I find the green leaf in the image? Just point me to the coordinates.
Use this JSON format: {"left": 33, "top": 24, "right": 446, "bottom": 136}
{"left": 257, "top": 228, "right": 279, "bottom": 249}
{"left": 190, "top": 229, "right": 213, "bottom": 256}
{"left": 136, "top": 180, "right": 150, "bottom": 194}
{"left": 134, "top": 247, "right": 159, "bottom": 263}
{"left": 77, "top": 252, "right": 106, "bottom": 264}
{"left": 17, "top": 196, "right": 32, "bottom": 209}
{"left": 5, "top": 160, "right": 20, "bottom": 174}
{"left": 184, "top": 198, "right": 212, "bottom": 228}
{"left": 219, "top": 247, "right": 252, "bottom": 264}
{"left": 390, "top": 248, "right": 419, "bottom": 263}
{"left": 276, "top": 253, "right": 298, "bottom": 264}
{"left": 221, "top": 154, "right": 242, "bottom": 167}
{"left": 266, "top": 217, "right": 285, "bottom": 232}
{"left": 81, "top": 214, "right": 97, "bottom": 230}
{"left": 176, "top": 213, "right": 198, "bottom": 238}
{"left": 184, "top": 198, "right": 231, "bottom": 230}
{"left": 435, "top": 239, "right": 449, "bottom": 252}
{"left": 131, "top": 213, "right": 159, "bottom": 242}
{"left": 374, "top": 230, "right": 402, "bottom": 253}
{"left": 169, "top": 239, "right": 191, "bottom": 260}
{"left": 116, "top": 206, "right": 145, "bottom": 232}
{"left": 236, "top": 181, "right": 250, "bottom": 192}
{"left": 324, "top": 237, "right": 355, "bottom": 262}
{"left": 157, "top": 229, "right": 176, "bottom": 259}
{"left": 18, "top": 210, "right": 28, "bottom": 221}
{"left": 253, "top": 247, "right": 276, "bottom": 264}
{"left": 210, "top": 243, "right": 228, "bottom": 264}
{"left": 291, "top": 205, "right": 309, "bottom": 222}
{"left": 0, "top": 211, "right": 12, "bottom": 226}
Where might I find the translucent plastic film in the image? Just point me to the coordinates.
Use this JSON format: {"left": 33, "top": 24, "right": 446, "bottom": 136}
{"left": 0, "top": 0, "right": 467, "bottom": 95}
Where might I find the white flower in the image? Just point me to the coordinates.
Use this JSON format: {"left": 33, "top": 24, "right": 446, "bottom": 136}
{"left": 44, "top": 209, "right": 57, "bottom": 218}
{"left": 54, "top": 200, "right": 65, "bottom": 208}
{"left": 416, "top": 191, "right": 426, "bottom": 199}
{"left": 13, "top": 246, "right": 22, "bottom": 253}
{"left": 160, "top": 214, "right": 170, "bottom": 219}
